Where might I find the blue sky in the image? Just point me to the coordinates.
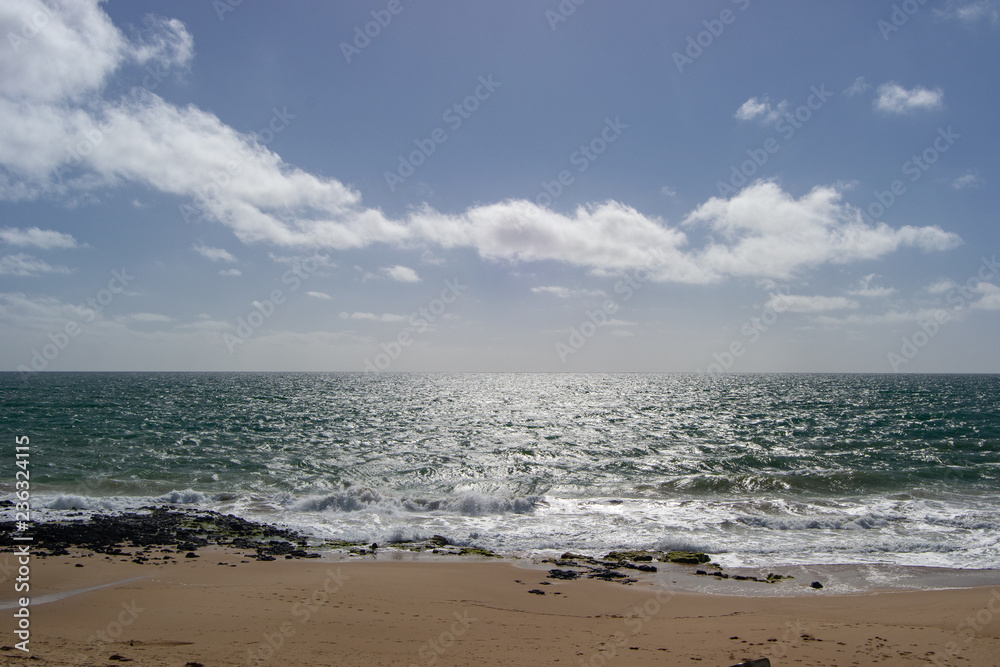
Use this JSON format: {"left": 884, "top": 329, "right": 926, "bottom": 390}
{"left": 1, "top": 0, "right": 998, "bottom": 372}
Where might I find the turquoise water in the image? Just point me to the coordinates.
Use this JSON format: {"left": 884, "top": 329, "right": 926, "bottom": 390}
{"left": 3, "top": 372, "right": 999, "bottom": 570}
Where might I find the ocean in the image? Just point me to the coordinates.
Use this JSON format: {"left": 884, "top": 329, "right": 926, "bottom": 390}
{"left": 3, "top": 372, "right": 999, "bottom": 573}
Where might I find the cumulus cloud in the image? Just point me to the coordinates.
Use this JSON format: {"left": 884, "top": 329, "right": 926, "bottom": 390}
{"left": 383, "top": 265, "right": 420, "bottom": 283}
{"left": 193, "top": 243, "right": 237, "bottom": 263}
{"left": 682, "top": 181, "right": 961, "bottom": 281}
{"left": 734, "top": 96, "right": 787, "bottom": 123}
{"left": 874, "top": 83, "right": 944, "bottom": 113}
{"left": 0, "top": 253, "right": 71, "bottom": 276}
{"left": 0, "top": 226, "right": 78, "bottom": 249}
{"left": 0, "top": 2, "right": 964, "bottom": 290}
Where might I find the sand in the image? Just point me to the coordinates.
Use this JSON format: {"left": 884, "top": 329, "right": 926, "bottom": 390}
{"left": 2, "top": 547, "right": 999, "bottom": 666}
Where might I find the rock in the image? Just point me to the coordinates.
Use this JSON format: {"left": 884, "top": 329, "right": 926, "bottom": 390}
{"left": 184, "top": 552, "right": 199, "bottom": 558}
{"left": 624, "top": 563, "right": 657, "bottom": 572}
{"left": 605, "top": 550, "right": 656, "bottom": 562}
{"left": 429, "top": 535, "right": 451, "bottom": 547}
{"left": 810, "top": 581, "right": 824, "bottom": 589}
{"left": 528, "top": 589, "right": 545, "bottom": 595}
{"left": 547, "top": 569, "right": 580, "bottom": 580}
{"left": 661, "top": 551, "right": 711, "bottom": 565}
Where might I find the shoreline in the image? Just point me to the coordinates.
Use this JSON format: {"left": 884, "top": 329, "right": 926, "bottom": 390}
{"left": 5, "top": 505, "right": 1000, "bottom": 597}
{"left": 2, "top": 548, "right": 999, "bottom": 666}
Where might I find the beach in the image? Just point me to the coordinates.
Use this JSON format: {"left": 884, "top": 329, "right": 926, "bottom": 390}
{"left": 3, "top": 547, "right": 999, "bottom": 666}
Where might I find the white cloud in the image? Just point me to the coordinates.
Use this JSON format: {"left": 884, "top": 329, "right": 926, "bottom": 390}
{"left": 660, "top": 185, "right": 677, "bottom": 197}
{"left": 972, "top": 282, "right": 1000, "bottom": 310}
{"left": 928, "top": 279, "right": 958, "bottom": 294}
{"left": 306, "top": 291, "right": 331, "bottom": 299}
{"left": 951, "top": 171, "right": 983, "bottom": 190}
{"left": 338, "top": 311, "right": 407, "bottom": 323}
{"left": 176, "top": 318, "right": 232, "bottom": 332}
{"left": 937, "top": 0, "right": 1000, "bottom": 23}
{"left": 814, "top": 308, "right": 952, "bottom": 326}
{"left": 116, "top": 312, "right": 173, "bottom": 324}
{"left": 734, "top": 96, "right": 787, "bottom": 123}
{"left": 419, "top": 250, "right": 445, "bottom": 265}
{"left": 383, "top": 265, "right": 420, "bottom": 283}
{"left": 218, "top": 268, "right": 242, "bottom": 276}
{"left": 531, "top": 286, "right": 606, "bottom": 299}
{"left": 682, "top": 181, "right": 961, "bottom": 281}
{"left": 874, "top": 83, "right": 944, "bottom": 114}
{"left": 607, "top": 319, "right": 637, "bottom": 326}
{"left": 0, "top": 253, "right": 71, "bottom": 276}
{"left": 0, "top": 3, "right": 964, "bottom": 291}
{"left": 0, "top": 226, "right": 78, "bottom": 249}
{"left": 767, "top": 294, "right": 858, "bottom": 313}
{"left": 843, "top": 76, "right": 871, "bottom": 98}
{"left": 193, "top": 243, "right": 237, "bottom": 263}
{"left": 848, "top": 273, "right": 896, "bottom": 298}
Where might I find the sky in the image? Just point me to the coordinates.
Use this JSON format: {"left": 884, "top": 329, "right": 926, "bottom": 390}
{"left": 1, "top": 0, "right": 998, "bottom": 373}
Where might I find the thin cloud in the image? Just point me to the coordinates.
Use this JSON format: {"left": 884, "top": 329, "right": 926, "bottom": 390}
{"left": 193, "top": 243, "right": 237, "bottom": 263}
{"left": 218, "top": 268, "right": 242, "bottom": 276}
{"left": 306, "top": 291, "right": 332, "bottom": 299}
{"left": 0, "top": 253, "right": 72, "bottom": 276}
{"left": 0, "top": 227, "right": 78, "bottom": 249}
{"left": 952, "top": 171, "right": 983, "bottom": 190}
{"left": 766, "top": 294, "right": 858, "bottom": 313}
{"left": 338, "top": 311, "right": 407, "bottom": 322}
{"left": 843, "top": 76, "right": 871, "bottom": 98}
{"left": 531, "top": 286, "right": 606, "bottom": 298}
{"left": 936, "top": 0, "right": 999, "bottom": 23}
{"left": 383, "top": 265, "right": 420, "bottom": 283}
{"left": 734, "top": 96, "right": 787, "bottom": 123}
{"left": 971, "top": 282, "right": 1000, "bottom": 310}
{"left": 874, "top": 83, "right": 944, "bottom": 113}
{"left": 116, "top": 312, "right": 173, "bottom": 324}
{"left": 848, "top": 274, "right": 896, "bottom": 298}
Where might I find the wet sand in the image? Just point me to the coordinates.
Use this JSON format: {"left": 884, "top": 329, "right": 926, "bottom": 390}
{"left": 2, "top": 547, "right": 999, "bottom": 666}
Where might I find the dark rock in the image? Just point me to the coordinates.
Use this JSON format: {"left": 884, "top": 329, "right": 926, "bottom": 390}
{"left": 623, "top": 563, "right": 657, "bottom": 573}
{"left": 528, "top": 589, "right": 545, "bottom": 595}
{"left": 547, "top": 569, "right": 580, "bottom": 580}
{"left": 429, "top": 535, "right": 451, "bottom": 547}
{"left": 184, "top": 552, "right": 199, "bottom": 558}
{"left": 810, "top": 581, "right": 824, "bottom": 589}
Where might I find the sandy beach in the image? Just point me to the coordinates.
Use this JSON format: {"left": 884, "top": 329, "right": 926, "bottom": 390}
{"left": 2, "top": 547, "right": 998, "bottom": 667}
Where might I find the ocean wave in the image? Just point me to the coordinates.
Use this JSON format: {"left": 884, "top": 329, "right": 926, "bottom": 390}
{"left": 287, "top": 488, "right": 540, "bottom": 516}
